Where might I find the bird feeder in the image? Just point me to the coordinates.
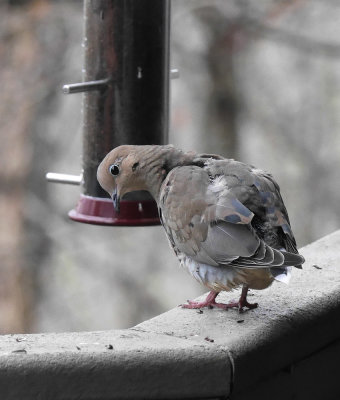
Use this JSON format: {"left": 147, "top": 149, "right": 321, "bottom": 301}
{"left": 47, "top": 0, "right": 176, "bottom": 226}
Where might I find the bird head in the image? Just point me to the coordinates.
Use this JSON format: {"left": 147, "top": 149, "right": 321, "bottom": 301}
{"left": 97, "top": 145, "right": 147, "bottom": 213}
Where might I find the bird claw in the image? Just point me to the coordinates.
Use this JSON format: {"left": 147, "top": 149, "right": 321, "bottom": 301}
{"left": 181, "top": 300, "right": 208, "bottom": 309}
{"left": 181, "top": 299, "right": 258, "bottom": 312}
{"left": 182, "top": 288, "right": 258, "bottom": 312}
{"left": 238, "top": 301, "right": 258, "bottom": 313}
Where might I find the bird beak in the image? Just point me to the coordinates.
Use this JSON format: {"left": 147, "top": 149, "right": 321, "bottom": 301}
{"left": 112, "top": 187, "right": 120, "bottom": 213}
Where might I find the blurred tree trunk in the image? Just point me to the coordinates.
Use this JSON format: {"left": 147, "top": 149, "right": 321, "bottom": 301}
{"left": 0, "top": 0, "right": 55, "bottom": 333}
{"left": 0, "top": 187, "right": 33, "bottom": 333}
{"left": 194, "top": 6, "right": 239, "bottom": 158}
{"left": 0, "top": 0, "right": 83, "bottom": 333}
{"left": 205, "top": 35, "right": 237, "bottom": 158}
{"left": 0, "top": 16, "right": 35, "bottom": 333}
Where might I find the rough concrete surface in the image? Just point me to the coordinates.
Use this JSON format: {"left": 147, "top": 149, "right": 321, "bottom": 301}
{"left": 0, "top": 230, "right": 339, "bottom": 399}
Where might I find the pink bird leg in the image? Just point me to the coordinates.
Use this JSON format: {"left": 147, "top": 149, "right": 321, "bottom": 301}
{"left": 181, "top": 285, "right": 258, "bottom": 313}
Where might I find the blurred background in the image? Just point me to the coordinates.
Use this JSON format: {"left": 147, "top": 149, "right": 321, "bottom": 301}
{"left": 0, "top": 0, "right": 339, "bottom": 334}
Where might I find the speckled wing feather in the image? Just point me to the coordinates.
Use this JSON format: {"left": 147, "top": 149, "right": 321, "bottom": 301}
{"left": 158, "top": 158, "right": 304, "bottom": 270}
{"left": 202, "top": 157, "right": 301, "bottom": 255}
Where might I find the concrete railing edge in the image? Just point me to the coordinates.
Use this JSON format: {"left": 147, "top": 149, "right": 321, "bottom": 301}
{"left": 0, "top": 230, "right": 339, "bottom": 399}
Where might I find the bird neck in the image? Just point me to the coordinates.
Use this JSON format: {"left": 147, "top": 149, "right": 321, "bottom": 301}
{"left": 141, "top": 146, "right": 196, "bottom": 202}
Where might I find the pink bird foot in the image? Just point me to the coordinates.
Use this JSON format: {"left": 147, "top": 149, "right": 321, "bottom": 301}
{"left": 237, "top": 299, "right": 258, "bottom": 313}
{"left": 238, "top": 285, "right": 258, "bottom": 312}
{"left": 181, "top": 286, "right": 258, "bottom": 313}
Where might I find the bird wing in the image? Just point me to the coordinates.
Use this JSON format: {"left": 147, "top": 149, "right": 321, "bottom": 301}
{"left": 159, "top": 161, "right": 304, "bottom": 269}
{"left": 203, "top": 157, "right": 301, "bottom": 254}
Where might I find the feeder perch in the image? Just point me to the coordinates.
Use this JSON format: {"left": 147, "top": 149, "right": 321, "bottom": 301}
{"left": 46, "top": 0, "right": 176, "bottom": 226}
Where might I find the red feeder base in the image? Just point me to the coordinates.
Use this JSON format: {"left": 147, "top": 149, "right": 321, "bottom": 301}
{"left": 68, "top": 194, "right": 161, "bottom": 226}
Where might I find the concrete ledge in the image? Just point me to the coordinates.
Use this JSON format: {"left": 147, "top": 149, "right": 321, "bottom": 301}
{"left": 0, "top": 230, "right": 340, "bottom": 399}
{"left": 0, "top": 330, "right": 230, "bottom": 399}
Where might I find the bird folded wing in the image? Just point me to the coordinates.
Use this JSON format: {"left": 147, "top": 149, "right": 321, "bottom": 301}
{"left": 203, "top": 158, "right": 297, "bottom": 250}
{"left": 159, "top": 166, "right": 262, "bottom": 267}
{"left": 159, "top": 164, "right": 304, "bottom": 270}
{"left": 248, "top": 172, "right": 299, "bottom": 254}
{"left": 206, "top": 158, "right": 299, "bottom": 254}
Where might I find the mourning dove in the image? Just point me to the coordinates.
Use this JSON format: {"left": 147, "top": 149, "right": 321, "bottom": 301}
{"left": 97, "top": 145, "right": 304, "bottom": 311}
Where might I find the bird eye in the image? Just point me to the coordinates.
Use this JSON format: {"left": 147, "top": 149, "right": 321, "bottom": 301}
{"left": 109, "top": 164, "right": 120, "bottom": 176}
